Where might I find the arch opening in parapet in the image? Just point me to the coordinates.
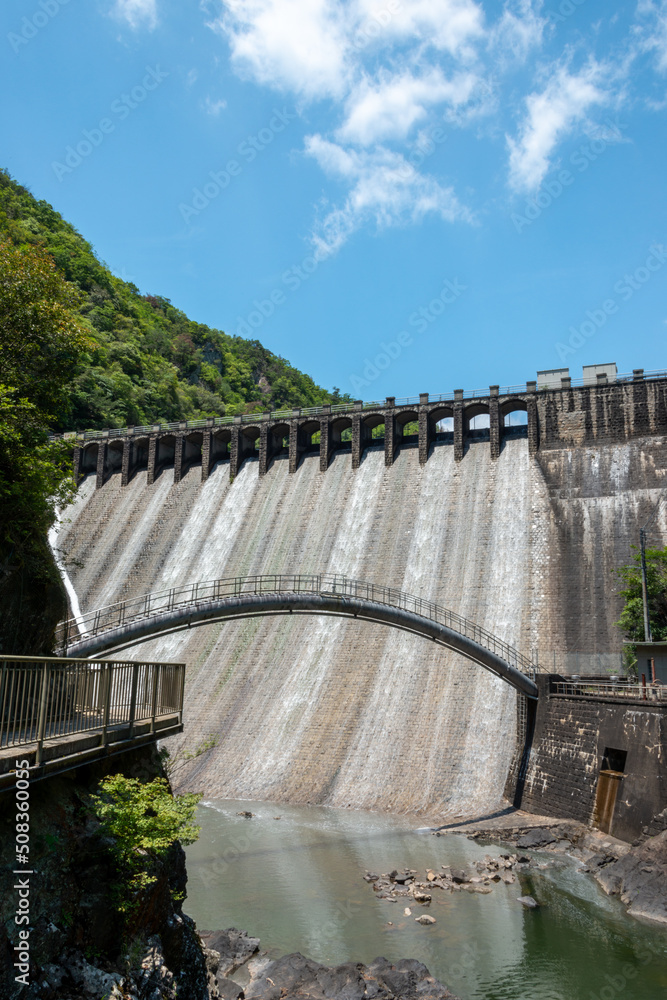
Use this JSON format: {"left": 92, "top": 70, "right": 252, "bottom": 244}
{"left": 269, "top": 422, "right": 290, "bottom": 463}
{"left": 107, "top": 440, "right": 124, "bottom": 478}
{"left": 156, "top": 434, "right": 176, "bottom": 478}
{"left": 182, "top": 432, "right": 203, "bottom": 477}
{"left": 500, "top": 401, "right": 528, "bottom": 443}
{"left": 396, "top": 410, "right": 419, "bottom": 448}
{"left": 363, "top": 413, "right": 385, "bottom": 443}
{"left": 241, "top": 426, "right": 261, "bottom": 449}
{"left": 300, "top": 419, "right": 321, "bottom": 454}
{"left": 430, "top": 406, "right": 454, "bottom": 445}
{"left": 81, "top": 443, "right": 98, "bottom": 477}
{"left": 465, "top": 403, "right": 490, "bottom": 441}
{"left": 211, "top": 428, "right": 232, "bottom": 468}
{"left": 330, "top": 416, "right": 352, "bottom": 456}
{"left": 129, "top": 437, "right": 149, "bottom": 482}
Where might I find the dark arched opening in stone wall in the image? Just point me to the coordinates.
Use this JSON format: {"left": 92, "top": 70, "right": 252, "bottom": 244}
{"left": 397, "top": 410, "right": 419, "bottom": 448}
{"left": 465, "top": 403, "right": 490, "bottom": 441}
{"left": 430, "top": 406, "right": 454, "bottom": 445}
{"left": 501, "top": 400, "right": 528, "bottom": 444}
{"left": 81, "top": 444, "right": 98, "bottom": 477}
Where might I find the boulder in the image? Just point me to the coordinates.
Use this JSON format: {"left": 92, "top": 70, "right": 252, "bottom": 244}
{"left": 517, "top": 895, "right": 540, "bottom": 908}
{"left": 450, "top": 870, "right": 468, "bottom": 884}
{"left": 593, "top": 830, "right": 667, "bottom": 924}
{"left": 516, "top": 828, "right": 557, "bottom": 849}
{"left": 217, "top": 975, "right": 244, "bottom": 999}
{"left": 412, "top": 890, "right": 432, "bottom": 903}
{"left": 243, "top": 952, "right": 456, "bottom": 999}
{"left": 199, "top": 928, "right": 261, "bottom": 976}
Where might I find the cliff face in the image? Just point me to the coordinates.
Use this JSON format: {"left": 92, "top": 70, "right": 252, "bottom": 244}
{"left": 0, "top": 745, "right": 211, "bottom": 1000}
{"left": 0, "top": 533, "right": 66, "bottom": 654}
{"left": 54, "top": 434, "right": 667, "bottom": 817}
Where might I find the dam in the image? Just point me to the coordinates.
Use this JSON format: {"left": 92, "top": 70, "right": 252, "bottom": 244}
{"left": 52, "top": 372, "right": 667, "bottom": 819}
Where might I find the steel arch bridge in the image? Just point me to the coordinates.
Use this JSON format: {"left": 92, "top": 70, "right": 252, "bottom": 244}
{"left": 58, "top": 574, "right": 540, "bottom": 699}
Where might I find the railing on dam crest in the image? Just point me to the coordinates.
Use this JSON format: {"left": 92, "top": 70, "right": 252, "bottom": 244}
{"left": 56, "top": 573, "right": 541, "bottom": 683}
{"left": 49, "top": 367, "right": 667, "bottom": 444}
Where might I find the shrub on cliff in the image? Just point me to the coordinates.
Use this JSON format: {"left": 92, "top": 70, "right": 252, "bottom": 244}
{"left": 90, "top": 775, "right": 201, "bottom": 912}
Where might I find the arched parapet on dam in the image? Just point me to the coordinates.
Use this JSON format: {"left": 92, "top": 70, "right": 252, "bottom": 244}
{"left": 66, "top": 370, "right": 667, "bottom": 487}
{"left": 56, "top": 574, "right": 540, "bottom": 699}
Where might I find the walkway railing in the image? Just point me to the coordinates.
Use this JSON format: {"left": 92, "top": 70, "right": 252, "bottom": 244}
{"left": 56, "top": 573, "right": 541, "bottom": 678}
{"left": 0, "top": 656, "right": 185, "bottom": 764}
{"left": 552, "top": 678, "right": 667, "bottom": 702}
{"left": 49, "top": 368, "right": 667, "bottom": 444}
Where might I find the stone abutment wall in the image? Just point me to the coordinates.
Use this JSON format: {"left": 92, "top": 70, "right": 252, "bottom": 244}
{"left": 520, "top": 677, "right": 666, "bottom": 842}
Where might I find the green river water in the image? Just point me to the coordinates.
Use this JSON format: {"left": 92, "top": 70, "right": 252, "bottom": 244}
{"left": 184, "top": 800, "right": 667, "bottom": 1000}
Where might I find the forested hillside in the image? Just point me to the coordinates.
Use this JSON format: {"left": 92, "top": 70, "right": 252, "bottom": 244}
{"left": 0, "top": 169, "right": 349, "bottom": 432}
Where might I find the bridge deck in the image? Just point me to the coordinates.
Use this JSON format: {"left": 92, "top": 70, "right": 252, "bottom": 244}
{"left": 0, "top": 713, "right": 182, "bottom": 792}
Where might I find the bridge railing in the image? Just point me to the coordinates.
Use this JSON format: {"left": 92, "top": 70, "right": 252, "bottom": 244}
{"left": 0, "top": 655, "right": 185, "bottom": 764}
{"left": 49, "top": 368, "right": 667, "bottom": 444}
{"left": 56, "top": 574, "right": 540, "bottom": 677}
{"left": 551, "top": 678, "right": 667, "bottom": 702}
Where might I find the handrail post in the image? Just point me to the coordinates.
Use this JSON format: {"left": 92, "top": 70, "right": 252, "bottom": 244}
{"left": 150, "top": 664, "right": 160, "bottom": 733}
{"left": 101, "top": 662, "right": 113, "bottom": 746}
{"left": 35, "top": 662, "right": 51, "bottom": 766}
{"left": 128, "top": 662, "right": 140, "bottom": 738}
{"left": 0, "top": 659, "right": 7, "bottom": 748}
{"left": 179, "top": 664, "right": 186, "bottom": 723}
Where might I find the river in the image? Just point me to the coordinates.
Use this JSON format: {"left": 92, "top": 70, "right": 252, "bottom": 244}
{"left": 184, "top": 800, "right": 667, "bottom": 1000}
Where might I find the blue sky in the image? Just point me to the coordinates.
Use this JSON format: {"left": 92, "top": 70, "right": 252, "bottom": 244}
{"left": 2, "top": 0, "right": 666, "bottom": 399}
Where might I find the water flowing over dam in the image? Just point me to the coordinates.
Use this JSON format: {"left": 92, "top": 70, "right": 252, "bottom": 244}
{"left": 54, "top": 429, "right": 667, "bottom": 819}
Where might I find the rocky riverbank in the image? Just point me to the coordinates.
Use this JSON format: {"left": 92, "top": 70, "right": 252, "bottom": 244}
{"left": 442, "top": 813, "right": 667, "bottom": 926}
{"left": 198, "top": 930, "right": 459, "bottom": 1000}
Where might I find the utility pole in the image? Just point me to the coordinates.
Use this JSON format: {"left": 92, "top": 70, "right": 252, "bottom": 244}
{"left": 639, "top": 526, "right": 652, "bottom": 642}
{"left": 639, "top": 496, "right": 664, "bottom": 643}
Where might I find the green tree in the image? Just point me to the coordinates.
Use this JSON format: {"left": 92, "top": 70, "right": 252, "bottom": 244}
{"left": 0, "top": 239, "right": 89, "bottom": 543}
{"left": 614, "top": 545, "right": 667, "bottom": 663}
{"left": 90, "top": 775, "right": 201, "bottom": 910}
{"left": 0, "top": 238, "right": 89, "bottom": 420}
{"left": 0, "top": 168, "right": 353, "bottom": 431}
{"left": 0, "top": 238, "right": 90, "bottom": 652}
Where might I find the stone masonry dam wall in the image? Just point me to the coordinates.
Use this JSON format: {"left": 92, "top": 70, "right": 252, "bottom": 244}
{"left": 54, "top": 380, "right": 667, "bottom": 819}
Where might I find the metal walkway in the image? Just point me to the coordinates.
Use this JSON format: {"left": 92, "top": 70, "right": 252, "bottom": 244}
{"left": 58, "top": 574, "right": 540, "bottom": 698}
{"left": 0, "top": 655, "right": 185, "bottom": 789}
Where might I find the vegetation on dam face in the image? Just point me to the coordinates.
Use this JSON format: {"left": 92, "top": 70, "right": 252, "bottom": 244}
{"left": 615, "top": 545, "right": 667, "bottom": 647}
{"left": 0, "top": 168, "right": 351, "bottom": 435}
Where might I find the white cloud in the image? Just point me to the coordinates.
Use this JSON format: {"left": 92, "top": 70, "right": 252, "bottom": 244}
{"left": 210, "top": 0, "right": 350, "bottom": 98}
{"left": 338, "top": 68, "right": 478, "bottom": 144}
{"left": 506, "top": 61, "right": 609, "bottom": 191}
{"left": 636, "top": 1, "right": 667, "bottom": 72}
{"left": 305, "top": 135, "right": 473, "bottom": 257}
{"left": 207, "top": 2, "right": 653, "bottom": 251}
{"left": 355, "top": 0, "right": 485, "bottom": 57}
{"left": 491, "top": 0, "right": 546, "bottom": 65}
{"left": 112, "top": 0, "right": 158, "bottom": 30}
{"left": 203, "top": 96, "right": 228, "bottom": 114}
